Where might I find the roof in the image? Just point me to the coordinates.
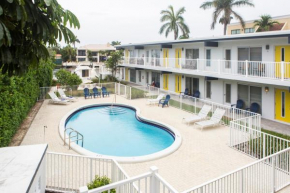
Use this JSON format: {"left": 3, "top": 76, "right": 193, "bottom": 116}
{"left": 78, "top": 43, "right": 116, "bottom": 51}
{"left": 74, "top": 65, "right": 91, "bottom": 71}
{"left": 228, "top": 14, "right": 290, "bottom": 26}
{"left": 116, "top": 30, "right": 290, "bottom": 48}
{"left": 0, "top": 144, "right": 47, "bottom": 193}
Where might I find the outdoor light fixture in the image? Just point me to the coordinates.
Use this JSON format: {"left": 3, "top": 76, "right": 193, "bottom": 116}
{"left": 265, "top": 86, "right": 269, "bottom": 93}
{"left": 182, "top": 47, "right": 184, "bottom": 51}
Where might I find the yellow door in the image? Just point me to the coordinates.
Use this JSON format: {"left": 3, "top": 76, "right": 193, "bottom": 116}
{"left": 175, "top": 75, "right": 182, "bottom": 93}
{"left": 163, "top": 74, "right": 169, "bottom": 90}
{"left": 275, "top": 46, "right": 290, "bottom": 78}
{"left": 175, "top": 49, "right": 182, "bottom": 68}
{"left": 163, "top": 49, "right": 169, "bottom": 67}
{"left": 125, "top": 49, "right": 129, "bottom": 63}
{"left": 275, "top": 89, "right": 290, "bottom": 123}
{"left": 125, "top": 68, "right": 129, "bottom": 81}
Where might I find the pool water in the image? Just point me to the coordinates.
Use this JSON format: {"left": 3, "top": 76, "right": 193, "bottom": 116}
{"left": 65, "top": 106, "right": 175, "bottom": 157}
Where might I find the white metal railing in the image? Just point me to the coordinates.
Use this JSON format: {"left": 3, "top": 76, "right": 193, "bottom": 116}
{"left": 121, "top": 57, "right": 290, "bottom": 81}
{"left": 80, "top": 166, "right": 179, "bottom": 193}
{"left": 230, "top": 119, "right": 290, "bottom": 159}
{"left": 46, "top": 152, "right": 129, "bottom": 192}
{"left": 182, "top": 147, "right": 290, "bottom": 193}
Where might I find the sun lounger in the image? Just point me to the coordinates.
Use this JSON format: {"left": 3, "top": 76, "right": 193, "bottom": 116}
{"left": 57, "top": 88, "right": 76, "bottom": 102}
{"left": 147, "top": 94, "right": 165, "bottom": 105}
{"left": 195, "top": 108, "right": 226, "bottom": 130}
{"left": 48, "top": 92, "right": 69, "bottom": 105}
{"left": 182, "top": 105, "right": 211, "bottom": 125}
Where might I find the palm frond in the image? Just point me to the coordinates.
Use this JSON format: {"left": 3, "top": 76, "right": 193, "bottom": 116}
{"left": 176, "top": 7, "right": 186, "bottom": 17}
{"left": 231, "top": 0, "right": 255, "bottom": 7}
{"left": 159, "top": 22, "right": 171, "bottom": 34}
{"left": 232, "top": 10, "right": 246, "bottom": 29}
{"left": 178, "top": 22, "right": 190, "bottom": 34}
{"left": 211, "top": 8, "right": 222, "bottom": 29}
{"left": 165, "top": 27, "right": 172, "bottom": 38}
{"left": 160, "top": 15, "right": 172, "bottom": 22}
{"left": 200, "top": 1, "right": 214, "bottom": 9}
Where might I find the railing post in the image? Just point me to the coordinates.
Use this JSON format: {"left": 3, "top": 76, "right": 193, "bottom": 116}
{"left": 263, "top": 134, "right": 266, "bottom": 158}
{"left": 180, "top": 95, "right": 182, "bottom": 109}
{"left": 125, "top": 86, "right": 127, "bottom": 99}
{"left": 179, "top": 58, "right": 182, "bottom": 70}
{"left": 218, "top": 59, "right": 221, "bottom": 74}
{"left": 111, "top": 160, "right": 116, "bottom": 182}
{"left": 130, "top": 87, "right": 132, "bottom": 100}
{"left": 245, "top": 60, "right": 248, "bottom": 77}
{"left": 281, "top": 61, "right": 285, "bottom": 81}
{"left": 240, "top": 170, "right": 244, "bottom": 193}
{"left": 150, "top": 166, "right": 159, "bottom": 193}
{"left": 272, "top": 156, "right": 276, "bottom": 192}
{"left": 196, "top": 58, "right": 199, "bottom": 72}
{"left": 194, "top": 98, "right": 197, "bottom": 114}
{"left": 154, "top": 57, "right": 156, "bottom": 67}
{"left": 79, "top": 186, "right": 88, "bottom": 193}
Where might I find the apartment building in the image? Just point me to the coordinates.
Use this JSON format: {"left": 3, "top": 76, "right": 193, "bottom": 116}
{"left": 227, "top": 14, "right": 290, "bottom": 35}
{"left": 116, "top": 30, "right": 290, "bottom": 125}
{"left": 76, "top": 43, "right": 116, "bottom": 62}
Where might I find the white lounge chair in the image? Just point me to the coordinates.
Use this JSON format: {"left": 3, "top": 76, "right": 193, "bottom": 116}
{"left": 48, "top": 92, "right": 69, "bottom": 105}
{"left": 195, "top": 108, "right": 226, "bottom": 130}
{"left": 182, "top": 105, "right": 211, "bottom": 125}
{"left": 58, "top": 88, "right": 76, "bottom": 102}
{"left": 147, "top": 94, "right": 165, "bottom": 105}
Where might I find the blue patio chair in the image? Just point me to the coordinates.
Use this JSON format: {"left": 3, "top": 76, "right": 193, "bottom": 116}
{"left": 101, "top": 87, "right": 110, "bottom": 97}
{"left": 92, "top": 87, "right": 100, "bottom": 98}
{"left": 84, "top": 88, "right": 92, "bottom": 99}
{"left": 246, "top": 102, "right": 260, "bottom": 114}
{"left": 180, "top": 88, "right": 189, "bottom": 96}
{"left": 193, "top": 90, "right": 200, "bottom": 98}
{"left": 158, "top": 95, "right": 170, "bottom": 108}
{"left": 231, "top": 99, "right": 244, "bottom": 109}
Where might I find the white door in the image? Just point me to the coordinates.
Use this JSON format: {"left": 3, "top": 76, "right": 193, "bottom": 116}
{"left": 224, "top": 83, "right": 231, "bottom": 104}
{"left": 223, "top": 49, "right": 232, "bottom": 74}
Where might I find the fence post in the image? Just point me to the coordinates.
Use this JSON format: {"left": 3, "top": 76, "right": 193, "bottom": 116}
{"left": 150, "top": 166, "right": 159, "bottom": 193}
{"left": 218, "top": 59, "right": 221, "bottom": 74}
{"left": 281, "top": 61, "right": 284, "bottom": 81}
{"left": 272, "top": 156, "right": 276, "bottom": 192}
{"left": 263, "top": 134, "right": 266, "bottom": 158}
{"left": 194, "top": 98, "right": 197, "bottom": 114}
{"left": 245, "top": 60, "right": 248, "bottom": 77}
{"left": 125, "top": 86, "right": 127, "bottom": 99}
{"left": 111, "top": 160, "right": 116, "bottom": 183}
{"left": 114, "top": 82, "right": 117, "bottom": 95}
{"left": 240, "top": 170, "right": 244, "bottom": 193}
{"left": 130, "top": 87, "right": 132, "bottom": 100}
{"left": 180, "top": 95, "right": 182, "bottom": 109}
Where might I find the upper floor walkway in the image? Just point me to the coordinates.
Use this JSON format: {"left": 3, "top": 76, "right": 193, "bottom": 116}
{"left": 120, "top": 57, "right": 290, "bottom": 86}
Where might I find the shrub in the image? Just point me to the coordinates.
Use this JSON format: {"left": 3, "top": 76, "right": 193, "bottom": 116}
{"left": 87, "top": 176, "right": 115, "bottom": 193}
{"left": 131, "top": 87, "right": 146, "bottom": 99}
{"left": 55, "top": 69, "right": 82, "bottom": 86}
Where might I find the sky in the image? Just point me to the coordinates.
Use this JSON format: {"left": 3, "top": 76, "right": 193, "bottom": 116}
{"left": 57, "top": 0, "right": 290, "bottom": 47}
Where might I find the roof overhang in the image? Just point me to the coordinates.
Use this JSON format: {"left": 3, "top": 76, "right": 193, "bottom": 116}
{"left": 115, "top": 31, "right": 290, "bottom": 49}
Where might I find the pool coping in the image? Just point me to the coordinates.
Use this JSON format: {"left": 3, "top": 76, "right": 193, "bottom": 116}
{"left": 59, "top": 103, "right": 182, "bottom": 163}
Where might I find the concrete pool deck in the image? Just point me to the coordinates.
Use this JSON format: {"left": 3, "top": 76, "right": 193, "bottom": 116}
{"left": 21, "top": 95, "right": 255, "bottom": 191}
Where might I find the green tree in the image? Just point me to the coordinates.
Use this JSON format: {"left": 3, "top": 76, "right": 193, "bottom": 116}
{"left": 0, "top": 0, "right": 80, "bottom": 76}
{"left": 55, "top": 69, "right": 82, "bottom": 86}
{"left": 61, "top": 45, "right": 76, "bottom": 62}
{"left": 159, "top": 5, "right": 190, "bottom": 40}
{"left": 254, "top": 15, "right": 279, "bottom": 32}
{"left": 71, "top": 35, "right": 80, "bottom": 48}
{"left": 87, "top": 50, "right": 93, "bottom": 63}
{"left": 37, "top": 59, "right": 55, "bottom": 87}
{"left": 200, "top": 0, "right": 254, "bottom": 35}
{"left": 111, "top": 41, "right": 121, "bottom": 46}
{"left": 105, "top": 51, "right": 123, "bottom": 77}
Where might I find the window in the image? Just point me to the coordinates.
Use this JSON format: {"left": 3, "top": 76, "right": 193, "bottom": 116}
{"left": 206, "top": 49, "right": 211, "bottom": 66}
{"left": 82, "top": 70, "right": 89, "bottom": 77}
{"left": 206, "top": 81, "right": 211, "bottom": 99}
{"left": 281, "top": 48, "right": 285, "bottom": 62}
{"left": 282, "top": 92, "right": 285, "bottom": 117}
{"left": 225, "top": 84, "right": 231, "bottom": 103}
{"left": 78, "top": 50, "right": 86, "bottom": 56}
{"left": 78, "top": 58, "right": 86, "bottom": 62}
{"left": 92, "top": 52, "right": 98, "bottom": 56}
{"left": 238, "top": 47, "right": 262, "bottom": 75}
{"left": 151, "top": 72, "right": 160, "bottom": 87}
{"left": 146, "top": 51, "right": 149, "bottom": 62}
{"left": 130, "top": 69, "right": 136, "bottom": 83}
{"left": 225, "top": 49, "right": 231, "bottom": 68}
{"left": 151, "top": 50, "right": 161, "bottom": 66}
{"left": 139, "top": 71, "right": 141, "bottom": 82}
{"left": 231, "top": 29, "right": 241, "bottom": 34}
{"left": 185, "top": 49, "right": 199, "bottom": 69}
{"left": 245, "top": 28, "right": 255, "bottom": 33}
{"left": 185, "top": 77, "right": 199, "bottom": 94}
{"left": 238, "top": 84, "right": 262, "bottom": 114}
{"left": 122, "top": 68, "right": 125, "bottom": 79}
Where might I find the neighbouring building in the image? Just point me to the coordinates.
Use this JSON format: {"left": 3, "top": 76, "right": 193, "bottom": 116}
{"left": 116, "top": 30, "right": 290, "bottom": 125}
{"left": 76, "top": 43, "right": 116, "bottom": 63}
{"left": 227, "top": 14, "right": 290, "bottom": 35}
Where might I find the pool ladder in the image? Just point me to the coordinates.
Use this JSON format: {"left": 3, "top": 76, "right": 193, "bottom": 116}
{"left": 64, "top": 128, "right": 84, "bottom": 149}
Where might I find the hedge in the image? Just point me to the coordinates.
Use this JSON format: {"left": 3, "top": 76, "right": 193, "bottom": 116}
{"left": 0, "top": 60, "right": 54, "bottom": 147}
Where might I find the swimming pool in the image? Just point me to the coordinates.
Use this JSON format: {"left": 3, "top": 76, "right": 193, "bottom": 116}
{"left": 60, "top": 104, "right": 181, "bottom": 162}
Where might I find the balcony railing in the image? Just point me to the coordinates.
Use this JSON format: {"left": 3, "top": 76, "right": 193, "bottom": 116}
{"left": 122, "top": 57, "right": 290, "bottom": 81}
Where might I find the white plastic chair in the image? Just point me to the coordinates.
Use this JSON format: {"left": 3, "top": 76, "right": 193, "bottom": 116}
{"left": 58, "top": 88, "right": 76, "bottom": 102}
{"left": 147, "top": 94, "right": 165, "bottom": 105}
{"left": 182, "top": 105, "right": 212, "bottom": 125}
{"left": 48, "top": 92, "right": 69, "bottom": 105}
{"left": 195, "top": 108, "right": 226, "bottom": 130}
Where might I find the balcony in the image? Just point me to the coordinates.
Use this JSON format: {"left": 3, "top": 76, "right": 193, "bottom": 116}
{"left": 121, "top": 57, "right": 290, "bottom": 86}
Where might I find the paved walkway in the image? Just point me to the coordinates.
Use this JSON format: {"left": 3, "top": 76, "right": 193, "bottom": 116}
{"left": 21, "top": 96, "right": 255, "bottom": 191}
{"left": 261, "top": 118, "right": 290, "bottom": 136}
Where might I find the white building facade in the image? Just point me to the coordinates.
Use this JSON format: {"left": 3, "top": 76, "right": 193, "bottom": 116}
{"left": 116, "top": 31, "right": 290, "bottom": 125}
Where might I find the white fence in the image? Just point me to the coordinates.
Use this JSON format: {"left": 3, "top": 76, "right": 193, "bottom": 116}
{"left": 80, "top": 166, "right": 178, "bottom": 193}
{"left": 182, "top": 147, "right": 290, "bottom": 193}
{"left": 46, "top": 152, "right": 130, "bottom": 192}
{"left": 122, "top": 57, "right": 290, "bottom": 81}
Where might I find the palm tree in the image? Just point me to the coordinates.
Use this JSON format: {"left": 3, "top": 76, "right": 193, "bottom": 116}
{"left": 200, "top": 0, "right": 254, "bottom": 35}
{"left": 71, "top": 35, "right": 80, "bottom": 48}
{"left": 253, "top": 15, "right": 279, "bottom": 32}
{"left": 159, "top": 5, "right": 190, "bottom": 40}
{"left": 111, "top": 41, "right": 121, "bottom": 46}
